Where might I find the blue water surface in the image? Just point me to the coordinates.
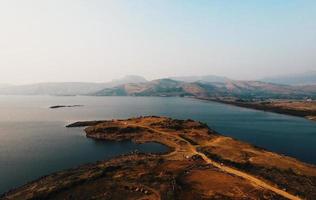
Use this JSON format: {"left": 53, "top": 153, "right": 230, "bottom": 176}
{"left": 0, "top": 95, "right": 315, "bottom": 193}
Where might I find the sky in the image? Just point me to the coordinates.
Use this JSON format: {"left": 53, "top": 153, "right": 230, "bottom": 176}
{"left": 0, "top": 0, "right": 315, "bottom": 84}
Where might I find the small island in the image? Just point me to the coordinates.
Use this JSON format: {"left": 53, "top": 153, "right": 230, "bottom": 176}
{"left": 2, "top": 116, "right": 316, "bottom": 200}
{"left": 49, "top": 105, "right": 83, "bottom": 109}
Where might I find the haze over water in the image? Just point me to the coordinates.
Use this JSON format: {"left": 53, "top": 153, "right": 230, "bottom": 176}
{"left": 1, "top": 95, "right": 316, "bottom": 194}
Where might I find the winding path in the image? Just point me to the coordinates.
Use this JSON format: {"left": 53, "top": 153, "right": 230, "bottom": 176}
{"left": 192, "top": 149, "right": 301, "bottom": 200}
{"left": 130, "top": 123, "right": 301, "bottom": 200}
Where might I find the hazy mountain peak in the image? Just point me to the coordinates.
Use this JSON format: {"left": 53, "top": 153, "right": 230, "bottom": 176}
{"left": 153, "top": 78, "right": 180, "bottom": 83}
{"left": 0, "top": 75, "right": 148, "bottom": 96}
{"left": 112, "top": 75, "right": 147, "bottom": 83}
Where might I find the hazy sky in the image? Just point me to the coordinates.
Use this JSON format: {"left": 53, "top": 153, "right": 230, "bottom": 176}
{"left": 0, "top": 0, "right": 315, "bottom": 84}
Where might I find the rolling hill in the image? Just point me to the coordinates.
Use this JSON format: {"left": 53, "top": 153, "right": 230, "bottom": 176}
{"left": 93, "top": 79, "right": 316, "bottom": 100}
{"left": 93, "top": 79, "right": 205, "bottom": 97}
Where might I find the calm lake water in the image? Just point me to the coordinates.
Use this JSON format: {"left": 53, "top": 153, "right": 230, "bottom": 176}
{"left": 0, "top": 95, "right": 316, "bottom": 194}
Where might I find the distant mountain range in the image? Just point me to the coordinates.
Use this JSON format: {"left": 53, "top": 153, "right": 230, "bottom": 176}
{"left": 0, "top": 75, "right": 147, "bottom": 96}
{"left": 93, "top": 78, "right": 316, "bottom": 100}
{"left": 261, "top": 71, "right": 316, "bottom": 85}
{"left": 1, "top": 74, "right": 316, "bottom": 100}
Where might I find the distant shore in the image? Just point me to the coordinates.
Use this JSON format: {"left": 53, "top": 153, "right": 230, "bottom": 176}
{"left": 198, "top": 97, "right": 316, "bottom": 121}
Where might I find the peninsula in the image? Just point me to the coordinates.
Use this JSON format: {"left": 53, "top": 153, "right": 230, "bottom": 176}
{"left": 2, "top": 116, "right": 316, "bottom": 200}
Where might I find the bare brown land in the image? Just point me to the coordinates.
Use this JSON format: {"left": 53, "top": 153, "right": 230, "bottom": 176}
{"left": 204, "top": 98, "right": 316, "bottom": 121}
{"left": 2, "top": 116, "right": 316, "bottom": 200}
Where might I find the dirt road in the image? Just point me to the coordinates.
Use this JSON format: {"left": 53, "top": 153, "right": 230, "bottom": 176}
{"left": 130, "top": 123, "right": 301, "bottom": 200}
